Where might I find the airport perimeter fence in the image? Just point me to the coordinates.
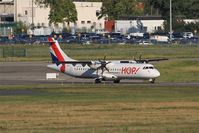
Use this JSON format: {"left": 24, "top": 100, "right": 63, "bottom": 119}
{"left": 0, "top": 47, "right": 27, "bottom": 58}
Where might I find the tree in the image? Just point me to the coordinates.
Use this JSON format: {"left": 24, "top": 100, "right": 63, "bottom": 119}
{"left": 13, "top": 21, "right": 28, "bottom": 34}
{"left": 64, "top": 1, "right": 77, "bottom": 26}
{"left": 98, "top": 0, "right": 144, "bottom": 20}
{"left": 35, "top": 0, "right": 77, "bottom": 27}
{"left": 145, "top": 0, "right": 199, "bottom": 31}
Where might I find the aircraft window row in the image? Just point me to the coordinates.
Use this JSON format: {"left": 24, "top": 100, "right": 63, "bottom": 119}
{"left": 75, "top": 67, "right": 121, "bottom": 72}
{"left": 143, "top": 66, "right": 154, "bottom": 69}
{"left": 75, "top": 67, "right": 89, "bottom": 71}
{"left": 110, "top": 68, "right": 121, "bottom": 72}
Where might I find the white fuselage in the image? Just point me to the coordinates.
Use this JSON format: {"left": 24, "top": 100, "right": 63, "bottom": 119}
{"left": 48, "top": 61, "right": 160, "bottom": 81}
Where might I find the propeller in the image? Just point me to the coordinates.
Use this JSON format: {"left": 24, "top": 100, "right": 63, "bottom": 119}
{"left": 96, "top": 56, "right": 110, "bottom": 76}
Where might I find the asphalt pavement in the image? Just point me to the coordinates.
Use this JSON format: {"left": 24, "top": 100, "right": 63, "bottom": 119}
{"left": 0, "top": 61, "right": 199, "bottom": 87}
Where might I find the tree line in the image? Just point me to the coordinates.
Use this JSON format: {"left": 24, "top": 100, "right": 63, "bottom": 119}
{"left": 34, "top": 0, "right": 199, "bottom": 33}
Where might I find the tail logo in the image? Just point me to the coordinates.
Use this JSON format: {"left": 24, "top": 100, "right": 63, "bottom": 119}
{"left": 48, "top": 37, "right": 66, "bottom": 73}
{"left": 48, "top": 37, "right": 65, "bottom": 62}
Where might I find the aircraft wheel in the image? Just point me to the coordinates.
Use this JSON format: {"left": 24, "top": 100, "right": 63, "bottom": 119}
{"left": 95, "top": 79, "right": 102, "bottom": 84}
{"left": 149, "top": 78, "right": 155, "bottom": 83}
{"left": 113, "top": 79, "right": 120, "bottom": 83}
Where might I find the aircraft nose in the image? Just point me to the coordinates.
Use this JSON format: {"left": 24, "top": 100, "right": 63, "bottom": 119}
{"left": 154, "top": 69, "right": 160, "bottom": 77}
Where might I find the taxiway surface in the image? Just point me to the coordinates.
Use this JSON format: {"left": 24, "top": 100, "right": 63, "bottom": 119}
{"left": 0, "top": 62, "right": 199, "bottom": 87}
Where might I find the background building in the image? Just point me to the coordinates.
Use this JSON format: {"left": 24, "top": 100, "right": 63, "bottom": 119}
{"left": 14, "top": 0, "right": 105, "bottom": 34}
{"left": 0, "top": 0, "right": 106, "bottom": 35}
{"left": 14, "top": 0, "right": 50, "bottom": 27}
{"left": 115, "top": 16, "right": 164, "bottom": 34}
{"left": 74, "top": 2, "right": 105, "bottom": 32}
{"left": 0, "top": 0, "right": 14, "bottom": 36}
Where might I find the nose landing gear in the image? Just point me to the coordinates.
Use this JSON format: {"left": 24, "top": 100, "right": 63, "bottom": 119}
{"left": 149, "top": 78, "right": 155, "bottom": 83}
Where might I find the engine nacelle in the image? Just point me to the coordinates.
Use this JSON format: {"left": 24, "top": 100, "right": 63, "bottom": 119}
{"left": 102, "top": 74, "right": 117, "bottom": 81}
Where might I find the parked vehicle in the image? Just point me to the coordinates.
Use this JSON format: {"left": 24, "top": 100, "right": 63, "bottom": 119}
{"left": 0, "top": 31, "right": 198, "bottom": 45}
{"left": 183, "top": 32, "right": 193, "bottom": 39}
{"left": 150, "top": 35, "right": 169, "bottom": 43}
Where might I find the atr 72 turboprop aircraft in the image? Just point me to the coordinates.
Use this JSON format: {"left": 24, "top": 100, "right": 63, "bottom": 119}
{"left": 47, "top": 37, "right": 167, "bottom": 83}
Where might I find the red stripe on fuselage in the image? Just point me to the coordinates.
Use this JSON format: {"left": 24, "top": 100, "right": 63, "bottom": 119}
{"left": 60, "top": 64, "right": 65, "bottom": 73}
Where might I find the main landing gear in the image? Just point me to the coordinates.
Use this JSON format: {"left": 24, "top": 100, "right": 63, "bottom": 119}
{"left": 95, "top": 78, "right": 102, "bottom": 84}
{"left": 113, "top": 79, "right": 120, "bottom": 83}
{"left": 94, "top": 78, "right": 120, "bottom": 84}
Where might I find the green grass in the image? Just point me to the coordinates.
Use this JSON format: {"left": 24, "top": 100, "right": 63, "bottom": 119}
{"left": 0, "top": 85, "right": 199, "bottom": 103}
{"left": 0, "top": 44, "right": 199, "bottom": 132}
{"left": 0, "top": 44, "right": 199, "bottom": 61}
{"left": 156, "top": 59, "right": 199, "bottom": 82}
{"left": 0, "top": 85, "right": 199, "bottom": 133}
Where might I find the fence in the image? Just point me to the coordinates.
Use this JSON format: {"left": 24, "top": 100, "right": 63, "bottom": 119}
{"left": 0, "top": 47, "right": 27, "bottom": 58}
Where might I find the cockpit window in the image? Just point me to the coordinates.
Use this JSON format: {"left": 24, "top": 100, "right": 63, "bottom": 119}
{"left": 143, "top": 66, "right": 154, "bottom": 69}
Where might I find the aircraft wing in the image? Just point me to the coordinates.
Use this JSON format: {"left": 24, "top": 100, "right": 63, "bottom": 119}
{"left": 52, "top": 61, "right": 92, "bottom": 65}
{"left": 53, "top": 61, "right": 92, "bottom": 64}
{"left": 135, "top": 58, "right": 168, "bottom": 63}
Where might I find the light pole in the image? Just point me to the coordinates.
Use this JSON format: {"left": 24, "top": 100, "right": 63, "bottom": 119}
{"left": 170, "top": 0, "right": 172, "bottom": 42}
{"left": 32, "top": 0, "right": 34, "bottom": 27}
{"left": 14, "top": 0, "right": 17, "bottom": 22}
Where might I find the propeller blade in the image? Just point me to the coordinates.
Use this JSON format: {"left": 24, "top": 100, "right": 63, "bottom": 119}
{"left": 139, "top": 55, "right": 142, "bottom": 60}
{"left": 100, "top": 68, "right": 104, "bottom": 75}
{"left": 96, "top": 68, "right": 99, "bottom": 75}
{"left": 105, "top": 66, "right": 109, "bottom": 72}
{"left": 105, "top": 61, "right": 111, "bottom": 65}
{"left": 103, "top": 56, "right": 106, "bottom": 61}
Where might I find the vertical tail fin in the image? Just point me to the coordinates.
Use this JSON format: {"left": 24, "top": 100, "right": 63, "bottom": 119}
{"left": 48, "top": 37, "right": 75, "bottom": 64}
